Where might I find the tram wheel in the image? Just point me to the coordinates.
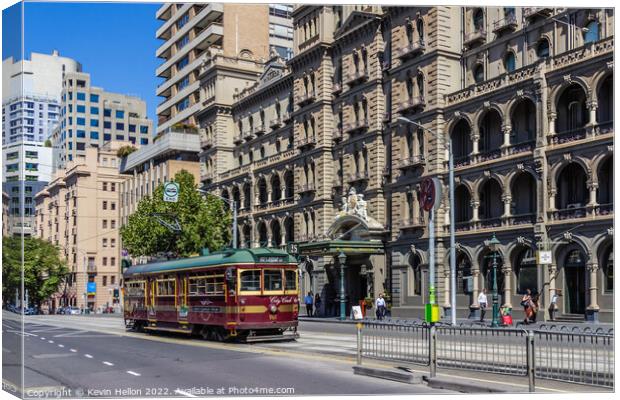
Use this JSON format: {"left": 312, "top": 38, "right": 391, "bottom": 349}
{"left": 214, "top": 327, "right": 231, "bottom": 342}
{"left": 200, "top": 326, "right": 211, "bottom": 340}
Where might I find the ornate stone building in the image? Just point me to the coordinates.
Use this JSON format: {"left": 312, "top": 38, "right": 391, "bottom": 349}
{"left": 202, "top": 6, "right": 614, "bottom": 323}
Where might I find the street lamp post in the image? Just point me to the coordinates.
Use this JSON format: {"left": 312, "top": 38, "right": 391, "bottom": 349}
{"left": 398, "top": 117, "right": 457, "bottom": 325}
{"left": 197, "top": 188, "right": 237, "bottom": 249}
{"left": 338, "top": 252, "right": 347, "bottom": 321}
{"left": 487, "top": 233, "right": 501, "bottom": 328}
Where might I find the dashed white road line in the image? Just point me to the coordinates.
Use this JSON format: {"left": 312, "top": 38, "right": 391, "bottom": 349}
{"left": 174, "top": 389, "right": 197, "bottom": 397}
{"left": 70, "top": 349, "right": 77, "bottom": 353}
{"left": 126, "top": 371, "right": 141, "bottom": 376}
{"left": 40, "top": 337, "right": 46, "bottom": 340}
{"left": 102, "top": 361, "right": 114, "bottom": 366}
{"left": 58, "top": 344, "right": 64, "bottom": 348}
{"left": 84, "top": 354, "right": 93, "bottom": 359}
{"left": 48, "top": 340, "right": 54, "bottom": 343}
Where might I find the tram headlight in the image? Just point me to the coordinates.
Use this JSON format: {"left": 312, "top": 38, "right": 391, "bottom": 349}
{"left": 269, "top": 304, "right": 278, "bottom": 314}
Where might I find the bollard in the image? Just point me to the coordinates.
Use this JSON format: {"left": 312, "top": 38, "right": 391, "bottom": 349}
{"left": 356, "top": 322, "right": 362, "bottom": 365}
{"left": 526, "top": 330, "right": 535, "bottom": 392}
{"left": 429, "top": 324, "right": 437, "bottom": 378}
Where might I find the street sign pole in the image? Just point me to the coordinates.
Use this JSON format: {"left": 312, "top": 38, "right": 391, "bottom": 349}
{"left": 429, "top": 206, "right": 436, "bottom": 306}
{"left": 421, "top": 177, "right": 441, "bottom": 323}
{"left": 448, "top": 140, "right": 457, "bottom": 326}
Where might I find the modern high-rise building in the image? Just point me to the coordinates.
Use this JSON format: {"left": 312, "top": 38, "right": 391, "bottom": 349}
{"left": 2, "top": 51, "right": 80, "bottom": 236}
{"left": 35, "top": 142, "right": 129, "bottom": 312}
{"left": 202, "top": 6, "right": 614, "bottom": 323}
{"left": 52, "top": 71, "right": 153, "bottom": 170}
{"left": 155, "top": 2, "right": 293, "bottom": 134}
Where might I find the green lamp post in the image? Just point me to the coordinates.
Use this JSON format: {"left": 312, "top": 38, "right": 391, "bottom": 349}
{"left": 487, "top": 233, "right": 501, "bottom": 328}
{"left": 338, "top": 252, "right": 347, "bottom": 321}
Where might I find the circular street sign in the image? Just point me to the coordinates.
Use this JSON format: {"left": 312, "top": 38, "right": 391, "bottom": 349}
{"left": 163, "top": 182, "right": 180, "bottom": 202}
{"left": 420, "top": 177, "right": 435, "bottom": 212}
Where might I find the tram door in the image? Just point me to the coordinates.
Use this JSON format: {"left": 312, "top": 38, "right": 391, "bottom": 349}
{"left": 225, "top": 268, "right": 238, "bottom": 326}
{"left": 178, "top": 275, "right": 188, "bottom": 322}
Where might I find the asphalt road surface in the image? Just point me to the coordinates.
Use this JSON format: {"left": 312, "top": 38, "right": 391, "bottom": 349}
{"left": 2, "top": 313, "right": 445, "bottom": 398}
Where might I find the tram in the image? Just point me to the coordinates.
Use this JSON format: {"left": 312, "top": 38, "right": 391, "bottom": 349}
{"left": 122, "top": 248, "right": 299, "bottom": 342}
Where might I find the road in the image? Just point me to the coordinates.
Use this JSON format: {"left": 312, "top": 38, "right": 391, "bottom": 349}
{"left": 2, "top": 313, "right": 444, "bottom": 398}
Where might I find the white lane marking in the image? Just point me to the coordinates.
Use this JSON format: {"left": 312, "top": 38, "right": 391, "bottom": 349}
{"left": 40, "top": 337, "right": 46, "bottom": 340}
{"left": 57, "top": 344, "right": 64, "bottom": 348}
{"left": 126, "top": 371, "right": 140, "bottom": 376}
{"left": 70, "top": 349, "right": 77, "bottom": 353}
{"left": 84, "top": 354, "right": 93, "bottom": 359}
{"left": 48, "top": 340, "right": 54, "bottom": 343}
{"left": 102, "top": 361, "right": 114, "bottom": 366}
{"left": 174, "top": 389, "right": 197, "bottom": 397}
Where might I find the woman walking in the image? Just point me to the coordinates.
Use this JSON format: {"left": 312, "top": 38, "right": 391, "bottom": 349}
{"left": 521, "top": 289, "right": 532, "bottom": 324}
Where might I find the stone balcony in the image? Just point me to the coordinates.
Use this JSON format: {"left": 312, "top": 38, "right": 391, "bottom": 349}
{"left": 523, "top": 7, "right": 554, "bottom": 21}
{"left": 332, "top": 82, "right": 343, "bottom": 95}
{"left": 333, "top": 128, "right": 343, "bottom": 142}
{"left": 296, "top": 91, "right": 316, "bottom": 107}
{"left": 463, "top": 29, "right": 486, "bottom": 48}
{"left": 233, "top": 135, "right": 243, "bottom": 145}
{"left": 347, "top": 171, "right": 369, "bottom": 184}
{"left": 296, "top": 136, "right": 317, "bottom": 150}
{"left": 269, "top": 118, "right": 283, "bottom": 129}
{"left": 398, "top": 154, "right": 426, "bottom": 170}
{"left": 243, "top": 130, "right": 255, "bottom": 141}
{"left": 492, "top": 14, "right": 518, "bottom": 34}
{"left": 297, "top": 183, "right": 316, "bottom": 195}
{"left": 400, "top": 218, "right": 425, "bottom": 231}
{"left": 344, "top": 119, "right": 369, "bottom": 135}
{"left": 252, "top": 125, "right": 266, "bottom": 136}
{"left": 397, "top": 96, "right": 426, "bottom": 114}
{"left": 345, "top": 70, "right": 368, "bottom": 87}
{"left": 254, "top": 197, "right": 296, "bottom": 214}
{"left": 396, "top": 40, "right": 426, "bottom": 60}
{"left": 201, "top": 137, "right": 214, "bottom": 149}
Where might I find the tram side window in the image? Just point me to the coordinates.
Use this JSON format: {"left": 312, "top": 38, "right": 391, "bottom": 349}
{"left": 240, "top": 270, "right": 261, "bottom": 292}
{"left": 127, "top": 281, "right": 145, "bottom": 296}
{"left": 284, "top": 270, "right": 297, "bottom": 291}
{"left": 157, "top": 279, "right": 175, "bottom": 296}
{"left": 189, "top": 275, "right": 224, "bottom": 296}
{"left": 264, "top": 270, "right": 283, "bottom": 291}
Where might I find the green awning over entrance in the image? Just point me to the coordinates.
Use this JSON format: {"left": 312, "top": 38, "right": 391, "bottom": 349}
{"left": 298, "top": 239, "right": 384, "bottom": 257}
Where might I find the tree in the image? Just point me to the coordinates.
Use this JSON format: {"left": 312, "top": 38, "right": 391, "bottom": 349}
{"left": 116, "top": 145, "right": 137, "bottom": 158}
{"left": 44, "top": 139, "right": 52, "bottom": 147}
{"left": 120, "top": 170, "right": 232, "bottom": 258}
{"left": 2, "top": 236, "right": 69, "bottom": 308}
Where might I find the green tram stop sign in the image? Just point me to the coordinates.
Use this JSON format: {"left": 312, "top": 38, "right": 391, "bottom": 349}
{"left": 163, "top": 182, "right": 180, "bottom": 203}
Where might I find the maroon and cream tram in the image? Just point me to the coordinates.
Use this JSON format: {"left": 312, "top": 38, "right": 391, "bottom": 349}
{"left": 122, "top": 248, "right": 299, "bottom": 342}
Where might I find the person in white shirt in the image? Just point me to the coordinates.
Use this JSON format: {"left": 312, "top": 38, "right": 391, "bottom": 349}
{"left": 478, "top": 289, "right": 488, "bottom": 323}
{"left": 548, "top": 289, "right": 561, "bottom": 321}
{"left": 375, "top": 294, "right": 386, "bottom": 320}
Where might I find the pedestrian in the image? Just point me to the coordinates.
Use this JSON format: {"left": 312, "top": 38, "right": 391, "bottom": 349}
{"left": 304, "top": 292, "right": 314, "bottom": 317}
{"left": 375, "top": 293, "right": 386, "bottom": 320}
{"left": 530, "top": 293, "right": 540, "bottom": 323}
{"left": 548, "top": 289, "right": 561, "bottom": 321}
{"left": 314, "top": 293, "right": 322, "bottom": 317}
{"left": 478, "top": 288, "right": 488, "bottom": 323}
{"left": 521, "top": 289, "right": 532, "bottom": 324}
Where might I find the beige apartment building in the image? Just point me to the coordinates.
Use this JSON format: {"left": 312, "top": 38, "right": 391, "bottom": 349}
{"left": 155, "top": 3, "right": 293, "bottom": 134}
{"left": 35, "top": 142, "right": 129, "bottom": 312}
{"left": 119, "top": 129, "right": 201, "bottom": 228}
{"left": 202, "top": 6, "right": 614, "bottom": 323}
{"left": 52, "top": 71, "right": 153, "bottom": 170}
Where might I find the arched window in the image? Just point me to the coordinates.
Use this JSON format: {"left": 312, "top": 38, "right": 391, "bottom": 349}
{"left": 504, "top": 52, "right": 516, "bottom": 73}
{"left": 406, "top": 21, "right": 414, "bottom": 44}
{"left": 536, "top": 38, "right": 550, "bottom": 58}
{"left": 416, "top": 18, "right": 424, "bottom": 41}
{"left": 409, "top": 254, "right": 422, "bottom": 296}
{"left": 416, "top": 72, "right": 425, "bottom": 98}
{"left": 584, "top": 21, "right": 600, "bottom": 44}
{"left": 603, "top": 247, "right": 613, "bottom": 292}
{"left": 238, "top": 155, "right": 243, "bottom": 167}
{"left": 260, "top": 146, "right": 266, "bottom": 159}
{"left": 515, "top": 248, "right": 538, "bottom": 294}
{"left": 473, "top": 64, "right": 484, "bottom": 83}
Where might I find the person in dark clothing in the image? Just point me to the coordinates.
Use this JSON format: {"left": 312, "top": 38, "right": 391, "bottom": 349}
{"left": 314, "top": 294, "right": 321, "bottom": 317}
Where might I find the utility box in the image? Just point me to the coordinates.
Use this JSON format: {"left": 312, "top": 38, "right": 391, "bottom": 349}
{"left": 425, "top": 304, "right": 440, "bottom": 323}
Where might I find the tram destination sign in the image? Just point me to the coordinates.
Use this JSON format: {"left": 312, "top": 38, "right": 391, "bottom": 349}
{"left": 163, "top": 182, "right": 180, "bottom": 203}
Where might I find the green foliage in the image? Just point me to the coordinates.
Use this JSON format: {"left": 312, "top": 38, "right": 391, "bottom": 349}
{"left": 116, "top": 145, "right": 137, "bottom": 158}
{"left": 2, "top": 236, "right": 69, "bottom": 307}
{"left": 44, "top": 139, "right": 52, "bottom": 147}
{"left": 120, "top": 170, "right": 232, "bottom": 258}
{"left": 170, "top": 122, "right": 199, "bottom": 133}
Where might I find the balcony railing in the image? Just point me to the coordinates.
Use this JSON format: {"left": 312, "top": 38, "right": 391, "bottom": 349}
{"left": 478, "top": 217, "right": 502, "bottom": 229}
{"left": 477, "top": 148, "right": 502, "bottom": 162}
{"left": 345, "top": 70, "right": 368, "bottom": 86}
{"left": 297, "top": 184, "right": 316, "bottom": 195}
{"left": 397, "top": 40, "right": 426, "bottom": 60}
{"left": 269, "top": 118, "right": 283, "bottom": 129}
{"left": 347, "top": 171, "right": 369, "bottom": 184}
{"left": 455, "top": 221, "right": 475, "bottom": 232}
{"left": 398, "top": 154, "right": 426, "bottom": 170}
{"left": 397, "top": 96, "right": 426, "bottom": 113}
{"left": 454, "top": 155, "right": 472, "bottom": 168}
{"left": 464, "top": 29, "right": 486, "bottom": 47}
{"left": 343, "top": 119, "right": 369, "bottom": 135}
{"left": 508, "top": 213, "right": 536, "bottom": 226}
{"left": 296, "top": 91, "right": 316, "bottom": 107}
{"left": 594, "top": 203, "right": 613, "bottom": 216}
{"left": 549, "top": 206, "right": 588, "bottom": 221}
{"left": 506, "top": 140, "right": 535, "bottom": 155}
{"left": 296, "top": 136, "right": 317, "bottom": 150}
{"left": 492, "top": 14, "right": 518, "bottom": 33}
{"left": 524, "top": 7, "right": 553, "bottom": 21}
{"left": 550, "top": 127, "right": 587, "bottom": 145}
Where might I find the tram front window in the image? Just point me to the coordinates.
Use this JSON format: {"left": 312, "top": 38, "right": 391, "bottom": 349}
{"left": 240, "top": 270, "right": 261, "bottom": 292}
{"left": 264, "top": 270, "right": 283, "bottom": 291}
{"left": 284, "top": 270, "right": 297, "bottom": 291}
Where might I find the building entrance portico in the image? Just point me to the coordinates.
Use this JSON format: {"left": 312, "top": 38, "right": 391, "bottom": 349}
{"left": 298, "top": 188, "right": 386, "bottom": 317}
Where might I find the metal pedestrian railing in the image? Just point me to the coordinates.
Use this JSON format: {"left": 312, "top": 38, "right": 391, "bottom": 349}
{"left": 356, "top": 320, "right": 614, "bottom": 391}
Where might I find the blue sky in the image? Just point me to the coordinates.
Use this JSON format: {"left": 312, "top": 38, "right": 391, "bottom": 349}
{"left": 3, "top": 1, "right": 163, "bottom": 126}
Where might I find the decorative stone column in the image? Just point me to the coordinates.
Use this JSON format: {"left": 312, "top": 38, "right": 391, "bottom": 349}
{"left": 442, "top": 269, "right": 451, "bottom": 311}
{"left": 547, "top": 263, "right": 557, "bottom": 320}
{"left": 281, "top": 187, "right": 286, "bottom": 200}
{"left": 586, "top": 262, "right": 600, "bottom": 322}
{"left": 267, "top": 188, "right": 272, "bottom": 204}
{"left": 502, "top": 194, "right": 512, "bottom": 219}
{"left": 501, "top": 125, "right": 512, "bottom": 154}
{"left": 547, "top": 112, "right": 557, "bottom": 136}
{"left": 471, "top": 199, "right": 480, "bottom": 222}
{"left": 548, "top": 188, "right": 556, "bottom": 211}
{"left": 587, "top": 182, "right": 598, "bottom": 207}
{"left": 280, "top": 230, "right": 286, "bottom": 247}
{"left": 471, "top": 132, "right": 480, "bottom": 157}
{"left": 587, "top": 101, "right": 598, "bottom": 128}
{"left": 501, "top": 265, "right": 512, "bottom": 308}
{"left": 470, "top": 268, "right": 481, "bottom": 319}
